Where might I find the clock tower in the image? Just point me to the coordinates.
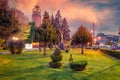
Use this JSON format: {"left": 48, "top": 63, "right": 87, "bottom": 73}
{"left": 32, "top": 4, "right": 41, "bottom": 27}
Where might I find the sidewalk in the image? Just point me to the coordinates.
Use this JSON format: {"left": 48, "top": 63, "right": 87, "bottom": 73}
{"left": 0, "top": 52, "right": 10, "bottom": 54}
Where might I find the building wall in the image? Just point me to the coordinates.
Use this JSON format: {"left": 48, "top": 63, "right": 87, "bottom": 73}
{"left": 32, "top": 5, "right": 41, "bottom": 27}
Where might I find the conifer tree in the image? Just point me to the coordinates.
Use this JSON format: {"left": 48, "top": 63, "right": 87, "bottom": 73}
{"left": 27, "top": 22, "right": 35, "bottom": 43}
{"left": 36, "top": 11, "right": 58, "bottom": 55}
{"left": 62, "top": 18, "right": 70, "bottom": 42}
{"left": 54, "top": 10, "right": 71, "bottom": 49}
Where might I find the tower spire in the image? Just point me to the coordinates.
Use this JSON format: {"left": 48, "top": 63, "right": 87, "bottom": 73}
{"left": 92, "top": 22, "right": 95, "bottom": 38}
{"left": 118, "top": 26, "right": 120, "bottom": 40}
{"left": 32, "top": 4, "right": 41, "bottom": 27}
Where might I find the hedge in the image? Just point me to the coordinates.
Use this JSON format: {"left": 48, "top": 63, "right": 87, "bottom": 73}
{"left": 100, "top": 49, "right": 120, "bottom": 59}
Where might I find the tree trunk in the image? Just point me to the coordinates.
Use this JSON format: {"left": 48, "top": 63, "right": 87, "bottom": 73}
{"left": 43, "top": 42, "right": 47, "bottom": 55}
{"left": 81, "top": 43, "right": 84, "bottom": 54}
{"left": 39, "top": 42, "right": 41, "bottom": 52}
{"left": 59, "top": 31, "right": 64, "bottom": 50}
{"left": 49, "top": 42, "right": 53, "bottom": 50}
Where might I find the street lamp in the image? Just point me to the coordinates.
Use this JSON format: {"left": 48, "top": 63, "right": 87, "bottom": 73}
{"left": 12, "top": 37, "right": 19, "bottom": 41}
{"left": 98, "top": 37, "right": 101, "bottom": 40}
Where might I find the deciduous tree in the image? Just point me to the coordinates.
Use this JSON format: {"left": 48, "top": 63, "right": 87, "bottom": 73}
{"left": 72, "top": 25, "right": 92, "bottom": 54}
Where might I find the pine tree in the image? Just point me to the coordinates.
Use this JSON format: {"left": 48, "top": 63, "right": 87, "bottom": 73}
{"left": 55, "top": 10, "right": 62, "bottom": 42}
{"left": 54, "top": 10, "right": 71, "bottom": 49}
{"left": 27, "top": 22, "right": 35, "bottom": 43}
{"left": 36, "top": 11, "right": 58, "bottom": 55}
{"left": 62, "top": 18, "right": 70, "bottom": 42}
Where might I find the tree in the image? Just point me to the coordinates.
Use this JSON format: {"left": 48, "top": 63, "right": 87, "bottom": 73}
{"left": 0, "top": 0, "right": 20, "bottom": 40}
{"left": 72, "top": 25, "right": 92, "bottom": 54}
{"left": 27, "top": 22, "right": 35, "bottom": 43}
{"left": 18, "top": 24, "right": 30, "bottom": 41}
{"left": 50, "top": 14, "right": 59, "bottom": 48}
{"left": 54, "top": 10, "right": 70, "bottom": 50}
{"left": 36, "top": 11, "right": 58, "bottom": 55}
{"left": 0, "top": 0, "right": 20, "bottom": 49}
{"left": 62, "top": 18, "right": 71, "bottom": 45}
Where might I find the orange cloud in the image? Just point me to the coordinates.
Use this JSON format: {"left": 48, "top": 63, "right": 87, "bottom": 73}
{"left": 9, "top": 0, "right": 113, "bottom": 33}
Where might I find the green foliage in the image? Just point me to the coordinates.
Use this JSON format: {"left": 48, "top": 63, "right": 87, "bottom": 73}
{"left": 100, "top": 49, "right": 120, "bottom": 59}
{"left": 36, "top": 11, "right": 58, "bottom": 43}
{"left": 72, "top": 25, "right": 92, "bottom": 44}
{"left": 49, "top": 61, "right": 62, "bottom": 68}
{"left": 18, "top": 24, "right": 30, "bottom": 41}
{"left": 0, "top": 49, "right": 120, "bottom": 80}
{"left": 51, "top": 48, "right": 62, "bottom": 62}
{"left": 7, "top": 39, "right": 24, "bottom": 54}
{"left": 70, "top": 60, "right": 88, "bottom": 71}
{"left": 72, "top": 25, "right": 92, "bottom": 54}
{"left": 51, "top": 55, "right": 62, "bottom": 62}
{"left": 49, "top": 48, "right": 62, "bottom": 68}
{"left": 27, "top": 22, "right": 35, "bottom": 43}
{"left": 0, "top": 1, "right": 20, "bottom": 40}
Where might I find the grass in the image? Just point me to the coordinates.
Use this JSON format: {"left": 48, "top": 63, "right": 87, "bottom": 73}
{"left": 0, "top": 48, "right": 120, "bottom": 80}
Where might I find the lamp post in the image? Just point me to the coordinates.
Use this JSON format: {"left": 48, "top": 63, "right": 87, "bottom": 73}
{"left": 12, "top": 37, "right": 19, "bottom": 41}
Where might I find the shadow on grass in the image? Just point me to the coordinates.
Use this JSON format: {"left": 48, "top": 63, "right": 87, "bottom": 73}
{"left": 45, "top": 61, "right": 120, "bottom": 80}
{"left": 46, "top": 64, "right": 88, "bottom": 80}
{"left": 0, "top": 65, "right": 46, "bottom": 78}
{"left": 10, "top": 53, "right": 51, "bottom": 60}
{"left": 80, "top": 63, "right": 120, "bottom": 80}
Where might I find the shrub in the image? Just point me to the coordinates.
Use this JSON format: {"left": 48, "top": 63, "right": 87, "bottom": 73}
{"left": 49, "top": 48, "right": 62, "bottom": 68}
{"left": 100, "top": 49, "right": 120, "bottom": 59}
{"left": 7, "top": 39, "right": 24, "bottom": 54}
{"left": 70, "top": 60, "right": 88, "bottom": 71}
{"left": 69, "top": 54, "right": 73, "bottom": 61}
{"left": 51, "top": 54, "right": 62, "bottom": 62}
{"left": 49, "top": 61, "right": 62, "bottom": 68}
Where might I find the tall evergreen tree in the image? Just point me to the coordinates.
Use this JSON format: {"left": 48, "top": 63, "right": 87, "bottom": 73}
{"left": 54, "top": 10, "right": 70, "bottom": 49}
{"left": 27, "top": 22, "right": 35, "bottom": 43}
{"left": 72, "top": 25, "right": 92, "bottom": 54}
{"left": 55, "top": 10, "right": 62, "bottom": 42}
{"left": 36, "top": 11, "right": 58, "bottom": 55}
{"left": 62, "top": 18, "right": 70, "bottom": 42}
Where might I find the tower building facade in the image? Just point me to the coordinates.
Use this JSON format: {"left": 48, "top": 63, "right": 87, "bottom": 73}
{"left": 32, "top": 4, "right": 41, "bottom": 27}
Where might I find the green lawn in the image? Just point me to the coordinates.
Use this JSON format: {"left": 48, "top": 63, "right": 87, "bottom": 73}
{"left": 0, "top": 48, "right": 120, "bottom": 80}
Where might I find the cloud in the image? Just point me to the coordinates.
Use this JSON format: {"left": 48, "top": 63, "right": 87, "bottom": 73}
{"left": 9, "top": 0, "right": 119, "bottom": 35}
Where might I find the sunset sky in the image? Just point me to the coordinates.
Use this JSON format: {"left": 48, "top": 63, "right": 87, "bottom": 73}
{"left": 9, "top": 0, "right": 120, "bottom": 35}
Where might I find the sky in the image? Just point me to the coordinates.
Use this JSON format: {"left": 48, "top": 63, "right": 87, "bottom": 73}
{"left": 9, "top": 0, "right": 120, "bottom": 36}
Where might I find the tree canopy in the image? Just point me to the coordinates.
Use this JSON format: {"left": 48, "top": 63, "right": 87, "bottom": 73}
{"left": 72, "top": 25, "right": 92, "bottom": 54}
{"left": 0, "top": 0, "right": 20, "bottom": 40}
{"left": 35, "top": 11, "right": 58, "bottom": 55}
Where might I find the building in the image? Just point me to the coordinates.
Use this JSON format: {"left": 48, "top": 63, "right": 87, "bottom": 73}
{"left": 32, "top": 4, "right": 41, "bottom": 27}
{"left": 96, "top": 33, "right": 119, "bottom": 45}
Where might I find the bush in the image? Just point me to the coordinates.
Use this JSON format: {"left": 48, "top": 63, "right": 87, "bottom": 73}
{"left": 7, "top": 39, "right": 24, "bottom": 54}
{"left": 100, "top": 49, "right": 120, "bottom": 59}
{"left": 49, "top": 48, "right": 62, "bottom": 68}
{"left": 49, "top": 61, "right": 62, "bottom": 68}
{"left": 70, "top": 60, "right": 88, "bottom": 71}
{"left": 51, "top": 54, "right": 62, "bottom": 62}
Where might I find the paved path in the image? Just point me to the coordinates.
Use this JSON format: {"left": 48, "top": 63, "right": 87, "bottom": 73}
{"left": 0, "top": 52, "right": 10, "bottom": 54}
